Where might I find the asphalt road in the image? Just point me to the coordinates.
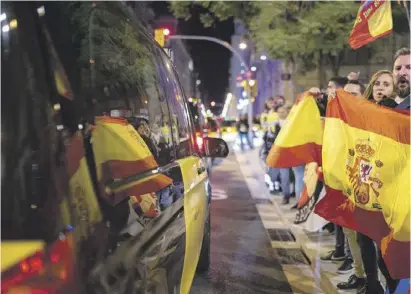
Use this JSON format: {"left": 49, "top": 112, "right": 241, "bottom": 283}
{"left": 190, "top": 152, "right": 293, "bottom": 294}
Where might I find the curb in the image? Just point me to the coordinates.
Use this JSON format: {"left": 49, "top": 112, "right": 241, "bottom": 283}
{"left": 267, "top": 196, "right": 347, "bottom": 294}
{"left": 234, "top": 147, "right": 344, "bottom": 294}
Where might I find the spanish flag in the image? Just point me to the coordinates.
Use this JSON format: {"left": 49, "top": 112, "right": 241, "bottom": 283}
{"left": 92, "top": 116, "right": 172, "bottom": 206}
{"left": 65, "top": 132, "right": 102, "bottom": 238}
{"left": 266, "top": 94, "right": 323, "bottom": 168}
{"left": 314, "top": 90, "right": 410, "bottom": 279}
{"left": 349, "top": 0, "right": 393, "bottom": 49}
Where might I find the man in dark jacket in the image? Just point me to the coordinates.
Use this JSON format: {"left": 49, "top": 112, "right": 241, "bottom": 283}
{"left": 237, "top": 114, "right": 253, "bottom": 151}
{"left": 393, "top": 48, "right": 410, "bottom": 110}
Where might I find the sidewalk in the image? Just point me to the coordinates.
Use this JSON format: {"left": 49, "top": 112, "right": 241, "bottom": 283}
{"left": 233, "top": 145, "right": 386, "bottom": 294}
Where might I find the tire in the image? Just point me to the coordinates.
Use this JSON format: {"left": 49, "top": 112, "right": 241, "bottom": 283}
{"left": 196, "top": 211, "right": 211, "bottom": 273}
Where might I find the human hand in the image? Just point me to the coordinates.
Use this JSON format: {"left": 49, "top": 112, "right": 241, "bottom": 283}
{"left": 328, "top": 88, "right": 336, "bottom": 100}
{"left": 308, "top": 87, "right": 323, "bottom": 100}
{"left": 347, "top": 71, "right": 360, "bottom": 81}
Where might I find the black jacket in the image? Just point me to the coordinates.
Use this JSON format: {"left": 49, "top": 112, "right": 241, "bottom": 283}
{"left": 237, "top": 119, "right": 249, "bottom": 134}
{"left": 263, "top": 122, "right": 281, "bottom": 155}
{"left": 396, "top": 95, "right": 410, "bottom": 110}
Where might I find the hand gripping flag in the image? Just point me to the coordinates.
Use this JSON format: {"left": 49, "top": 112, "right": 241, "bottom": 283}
{"left": 349, "top": 0, "right": 393, "bottom": 49}
{"left": 266, "top": 94, "right": 323, "bottom": 168}
{"left": 314, "top": 90, "right": 410, "bottom": 279}
{"left": 92, "top": 116, "right": 172, "bottom": 207}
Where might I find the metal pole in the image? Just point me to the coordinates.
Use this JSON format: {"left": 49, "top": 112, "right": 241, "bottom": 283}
{"left": 405, "top": 5, "right": 410, "bottom": 30}
{"left": 169, "top": 35, "right": 253, "bottom": 140}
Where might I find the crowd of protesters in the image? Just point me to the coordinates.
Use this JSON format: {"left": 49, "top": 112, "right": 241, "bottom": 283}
{"left": 259, "top": 47, "right": 410, "bottom": 294}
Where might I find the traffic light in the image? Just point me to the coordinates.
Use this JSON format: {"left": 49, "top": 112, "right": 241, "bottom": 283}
{"left": 154, "top": 28, "right": 171, "bottom": 48}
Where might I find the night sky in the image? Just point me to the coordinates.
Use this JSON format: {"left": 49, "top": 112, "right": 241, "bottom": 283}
{"left": 150, "top": 2, "right": 234, "bottom": 105}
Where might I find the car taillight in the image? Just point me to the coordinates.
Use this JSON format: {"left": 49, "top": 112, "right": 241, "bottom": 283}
{"left": 2, "top": 234, "right": 74, "bottom": 294}
{"left": 196, "top": 135, "right": 204, "bottom": 152}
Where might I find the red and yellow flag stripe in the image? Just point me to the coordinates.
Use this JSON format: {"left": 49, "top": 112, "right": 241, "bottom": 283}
{"left": 266, "top": 94, "right": 323, "bottom": 168}
{"left": 349, "top": 0, "right": 393, "bottom": 49}
{"left": 314, "top": 90, "right": 410, "bottom": 279}
{"left": 92, "top": 116, "right": 171, "bottom": 206}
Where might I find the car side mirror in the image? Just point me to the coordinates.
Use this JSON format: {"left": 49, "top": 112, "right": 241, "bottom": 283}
{"left": 203, "top": 137, "right": 229, "bottom": 158}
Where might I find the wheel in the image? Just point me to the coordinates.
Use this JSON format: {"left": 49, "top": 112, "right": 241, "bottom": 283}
{"left": 196, "top": 211, "right": 210, "bottom": 273}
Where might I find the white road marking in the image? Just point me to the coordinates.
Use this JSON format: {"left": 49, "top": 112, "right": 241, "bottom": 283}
{"left": 212, "top": 188, "right": 228, "bottom": 200}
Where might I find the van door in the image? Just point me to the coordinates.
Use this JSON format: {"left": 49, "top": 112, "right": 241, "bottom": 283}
{"left": 154, "top": 47, "right": 210, "bottom": 294}
{"left": 34, "top": 2, "right": 192, "bottom": 293}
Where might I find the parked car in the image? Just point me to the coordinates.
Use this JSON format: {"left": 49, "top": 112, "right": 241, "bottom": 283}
{"left": 1, "top": 2, "right": 228, "bottom": 294}
{"left": 202, "top": 117, "right": 222, "bottom": 139}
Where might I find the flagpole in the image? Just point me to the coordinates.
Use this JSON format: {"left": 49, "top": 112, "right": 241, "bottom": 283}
{"left": 405, "top": 5, "right": 410, "bottom": 29}
{"left": 398, "top": 0, "right": 411, "bottom": 30}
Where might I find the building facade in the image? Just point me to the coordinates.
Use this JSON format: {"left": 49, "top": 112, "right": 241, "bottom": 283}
{"left": 227, "top": 19, "right": 285, "bottom": 120}
{"left": 226, "top": 20, "right": 249, "bottom": 120}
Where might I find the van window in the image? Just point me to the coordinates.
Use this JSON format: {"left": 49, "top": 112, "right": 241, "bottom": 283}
{"left": 1, "top": 2, "right": 70, "bottom": 241}
{"left": 41, "top": 2, "right": 184, "bottom": 232}
{"left": 155, "top": 48, "right": 195, "bottom": 159}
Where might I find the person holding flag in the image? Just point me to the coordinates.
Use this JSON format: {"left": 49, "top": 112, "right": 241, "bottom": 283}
{"left": 393, "top": 47, "right": 410, "bottom": 109}
{"left": 315, "top": 66, "right": 409, "bottom": 294}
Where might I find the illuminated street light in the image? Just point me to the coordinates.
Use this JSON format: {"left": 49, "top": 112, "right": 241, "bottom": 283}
{"left": 188, "top": 97, "right": 193, "bottom": 103}
{"left": 9, "top": 19, "right": 17, "bottom": 30}
{"left": 37, "top": 6, "right": 45, "bottom": 16}
{"left": 2, "top": 25, "right": 9, "bottom": 33}
{"left": 260, "top": 55, "right": 267, "bottom": 61}
{"left": 251, "top": 66, "right": 257, "bottom": 72}
{"left": 211, "top": 101, "right": 216, "bottom": 107}
{"left": 239, "top": 42, "right": 247, "bottom": 50}
{"left": 196, "top": 79, "right": 201, "bottom": 86}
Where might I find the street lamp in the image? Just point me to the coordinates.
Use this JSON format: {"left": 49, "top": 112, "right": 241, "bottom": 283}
{"left": 211, "top": 101, "right": 216, "bottom": 107}
{"left": 168, "top": 34, "right": 253, "bottom": 140}
{"left": 239, "top": 41, "right": 247, "bottom": 50}
{"left": 260, "top": 55, "right": 267, "bottom": 60}
{"left": 196, "top": 79, "right": 201, "bottom": 86}
{"left": 251, "top": 66, "right": 257, "bottom": 72}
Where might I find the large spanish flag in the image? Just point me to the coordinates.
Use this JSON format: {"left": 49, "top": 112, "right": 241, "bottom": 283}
{"left": 92, "top": 116, "right": 172, "bottom": 206}
{"left": 349, "top": 0, "right": 393, "bottom": 49}
{"left": 266, "top": 94, "right": 323, "bottom": 168}
{"left": 314, "top": 90, "right": 410, "bottom": 279}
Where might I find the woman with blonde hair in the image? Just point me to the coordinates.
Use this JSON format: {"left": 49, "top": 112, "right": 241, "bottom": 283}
{"left": 363, "top": 70, "right": 397, "bottom": 104}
